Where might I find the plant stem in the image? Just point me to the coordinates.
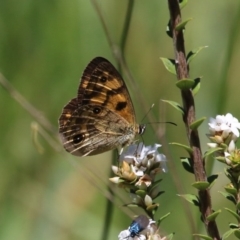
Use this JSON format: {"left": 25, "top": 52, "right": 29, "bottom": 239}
{"left": 167, "top": 0, "right": 220, "bottom": 239}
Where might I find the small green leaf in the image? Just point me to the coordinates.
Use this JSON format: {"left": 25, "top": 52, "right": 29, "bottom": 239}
{"left": 208, "top": 180, "right": 217, "bottom": 189}
{"left": 225, "top": 208, "right": 240, "bottom": 221}
{"left": 176, "top": 78, "right": 195, "bottom": 90}
{"left": 215, "top": 156, "right": 226, "bottom": 163}
{"left": 150, "top": 179, "right": 162, "bottom": 189}
{"left": 192, "top": 77, "right": 201, "bottom": 95}
{"left": 229, "top": 223, "right": 239, "bottom": 229}
{"left": 162, "top": 100, "right": 184, "bottom": 114}
{"left": 204, "top": 147, "right": 223, "bottom": 158}
{"left": 135, "top": 190, "right": 146, "bottom": 198}
{"left": 116, "top": 178, "right": 125, "bottom": 183}
{"left": 192, "top": 181, "right": 210, "bottom": 190}
{"left": 236, "top": 202, "right": 240, "bottom": 210}
{"left": 224, "top": 168, "right": 235, "bottom": 183}
{"left": 179, "top": 0, "right": 188, "bottom": 9}
{"left": 207, "top": 174, "right": 218, "bottom": 189}
{"left": 149, "top": 184, "right": 164, "bottom": 199}
{"left": 180, "top": 157, "right": 194, "bottom": 174}
{"left": 224, "top": 185, "right": 237, "bottom": 195}
{"left": 207, "top": 174, "right": 218, "bottom": 184}
{"left": 206, "top": 210, "right": 221, "bottom": 221}
{"left": 160, "top": 58, "right": 176, "bottom": 74}
{"left": 178, "top": 194, "right": 199, "bottom": 206}
{"left": 220, "top": 143, "right": 228, "bottom": 149}
{"left": 187, "top": 46, "right": 208, "bottom": 64}
{"left": 222, "top": 228, "right": 240, "bottom": 239}
{"left": 170, "top": 142, "right": 193, "bottom": 154}
{"left": 166, "top": 20, "right": 173, "bottom": 38}
{"left": 192, "top": 234, "right": 213, "bottom": 240}
{"left": 219, "top": 191, "right": 236, "bottom": 204}
{"left": 158, "top": 212, "right": 171, "bottom": 224}
{"left": 190, "top": 117, "right": 206, "bottom": 130}
{"left": 165, "top": 233, "right": 175, "bottom": 240}
{"left": 176, "top": 18, "right": 192, "bottom": 31}
{"left": 151, "top": 191, "right": 164, "bottom": 200}
{"left": 222, "top": 229, "right": 236, "bottom": 239}
{"left": 234, "top": 229, "right": 240, "bottom": 238}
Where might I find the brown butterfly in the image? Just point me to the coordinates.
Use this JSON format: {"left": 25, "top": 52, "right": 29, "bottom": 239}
{"left": 58, "top": 57, "right": 145, "bottom": 156}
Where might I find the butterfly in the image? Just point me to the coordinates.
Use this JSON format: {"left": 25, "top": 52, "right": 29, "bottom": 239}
{"left": 58, "top": 57, "right": 145, "bottom": 157}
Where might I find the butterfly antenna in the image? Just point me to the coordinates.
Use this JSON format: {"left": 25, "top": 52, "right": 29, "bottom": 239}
{"left": 141, "top": 104, "right": 177, "bottom": 126}
{"left": 144, "top": 121, "right": 177, "bottom": 126}
{"left": 140, "top": 104, "right": 155, "bottom": 124}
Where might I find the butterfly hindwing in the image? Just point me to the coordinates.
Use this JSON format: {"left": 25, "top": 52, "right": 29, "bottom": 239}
{"left": 59, "top": 101, "right": 139, "bottom": 156}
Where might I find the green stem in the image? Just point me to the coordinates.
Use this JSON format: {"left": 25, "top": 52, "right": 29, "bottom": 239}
{"left": 118, "top": 0, "right": 135, "bottom": 72}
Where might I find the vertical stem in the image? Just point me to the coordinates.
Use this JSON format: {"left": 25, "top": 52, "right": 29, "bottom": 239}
{"left": 120, "top": 0, "right": 135, "bottom": 53}
{"left": 100, "top": 158, "right": 115, "bottom": 240}
{"left": 118, "top": 0, "right": 135, "bottom": 71}
{"left": 167, "top": 0, "right": 220, "bottom": 239}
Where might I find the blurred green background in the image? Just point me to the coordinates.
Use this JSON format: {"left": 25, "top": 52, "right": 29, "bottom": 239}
{"left": 1, "top": 0, "right": 240, "bottom": 239}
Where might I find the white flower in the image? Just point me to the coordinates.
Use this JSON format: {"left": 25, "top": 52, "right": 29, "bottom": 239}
{"left": 208, "top": 113, "right": 240, "bottom": 140}
{"left": 118, "top": 230, "right": 146, "bottom": 240}
{"left": 131, "top": 164, "right": 144, "bottom": 177}
{"left": 224, "top": 152, "right": 232, "bottom": 165}
{"left": 224, "top": 140, "right": 237, "bottom": 165}
{"left": 228, "top": 140, "right": 236, "bottom": 153}
{"left": 119, "top": 143, "right": 168, "bottom": 173}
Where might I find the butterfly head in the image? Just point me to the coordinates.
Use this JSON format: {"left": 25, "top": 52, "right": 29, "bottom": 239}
{"left": 138, "top": 124, "right": 146, "bottom": 135}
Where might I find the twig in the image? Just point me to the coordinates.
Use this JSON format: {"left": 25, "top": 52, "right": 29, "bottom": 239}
{"left": 167, "top": 0, "right": 220, "bottom": 239}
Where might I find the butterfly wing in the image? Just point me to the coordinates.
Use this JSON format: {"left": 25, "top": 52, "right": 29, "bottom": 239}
{"left": 78, "top": 57, "right": 136, "bottom": 124}
{"left": 59, "top": 57, "right": 139, "bottom": 156}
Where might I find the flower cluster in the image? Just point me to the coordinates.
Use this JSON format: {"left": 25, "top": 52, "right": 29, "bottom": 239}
{"left": 208, "top": 113, "right": 240, "bottom": 146}
{"left": 207, "top": 113, "right": 240, "bottom": 170}
{"left": 110, "top": 143, "right": 167, "bottom": 215}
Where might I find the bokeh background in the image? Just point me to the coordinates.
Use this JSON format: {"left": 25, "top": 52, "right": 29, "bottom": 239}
{"left": 1, "top": 0, "right": 240, "bottom": 239}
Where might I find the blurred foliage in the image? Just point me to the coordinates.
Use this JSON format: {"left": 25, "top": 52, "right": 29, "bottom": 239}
{"left": 1, "top": 0, "right": 240, "bottom": 239}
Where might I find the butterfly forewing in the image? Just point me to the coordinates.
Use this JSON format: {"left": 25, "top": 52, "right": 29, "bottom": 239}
{"left": 59, "top": 57, "right": 143, "bottom": 156}
{"left": 78, "top": 57, "right": 136, "bottom": 125}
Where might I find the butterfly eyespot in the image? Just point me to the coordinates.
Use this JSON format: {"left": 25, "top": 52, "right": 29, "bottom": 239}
{"left": 100, "top": 76, "right": 107, "bottom": 82}
{"left": 93, "top": 107, "right": 101, "bottom": 114}
{"left": 116, "top": 101, "right": 127, "bottom": 111}
{"left": 73, "top": 134, "right": 84, "bottom": 144}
